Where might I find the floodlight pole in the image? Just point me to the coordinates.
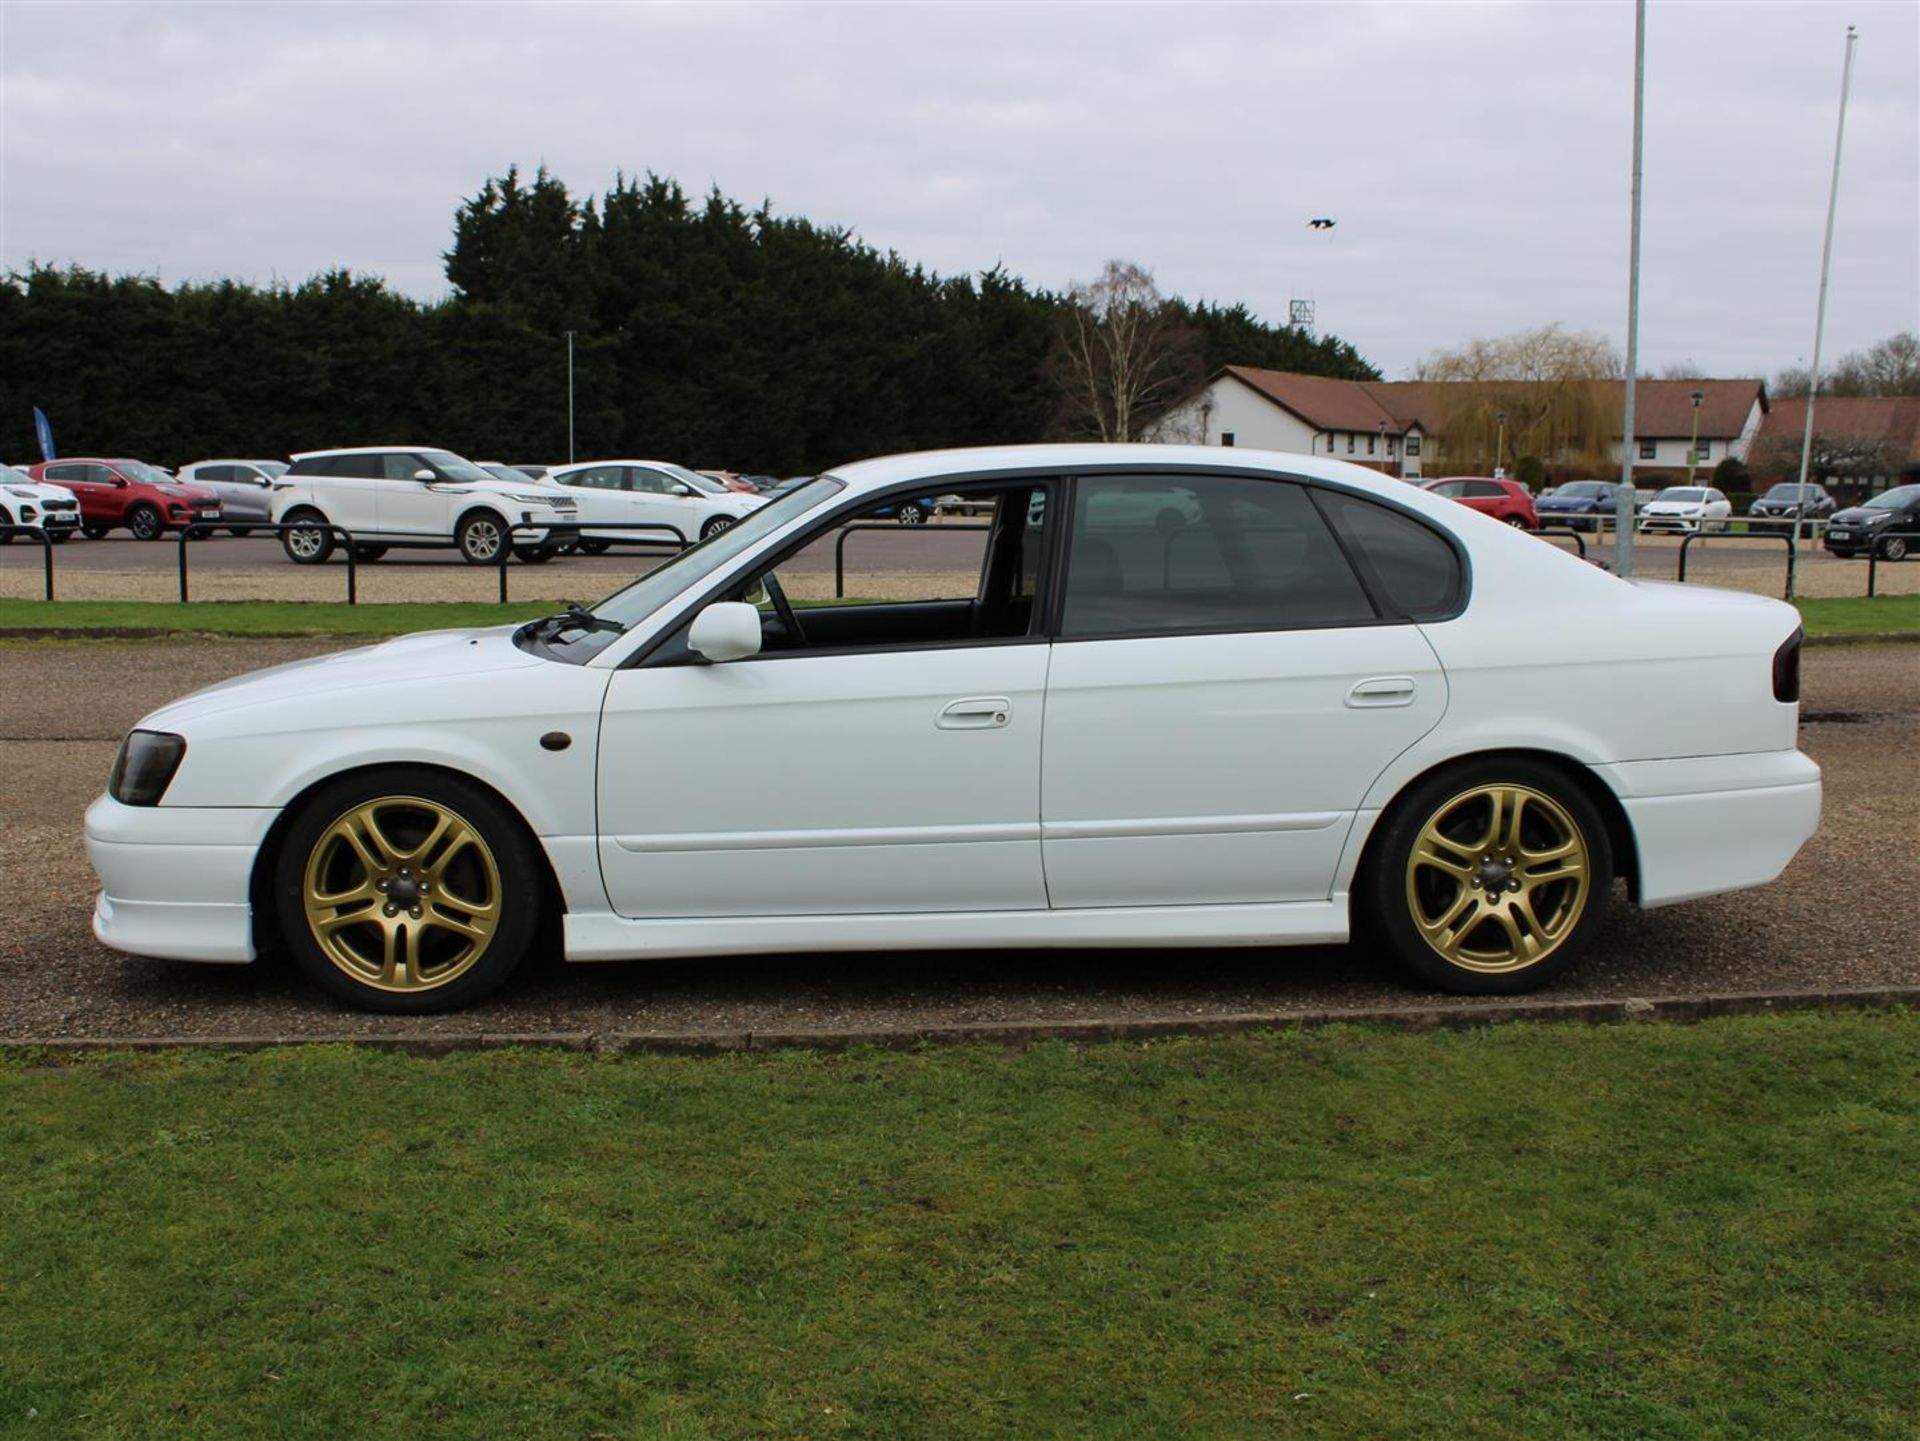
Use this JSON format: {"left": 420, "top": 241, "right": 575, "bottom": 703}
{"left": 1791, "top": 24, "right": 1858, "bottom": 592}
{"left": 1615, "top": 0, "right": 1646, "bottom": 577}
{"left": 566, "top": 330, "right": 577, "bottom": 464}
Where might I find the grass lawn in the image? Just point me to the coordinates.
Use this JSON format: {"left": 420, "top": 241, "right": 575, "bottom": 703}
{"left": 1, "top": 592, "right": 1916, "bottom": 642}
{"left": 1, "top": 1014, "right": 1914, "bottom": 1438}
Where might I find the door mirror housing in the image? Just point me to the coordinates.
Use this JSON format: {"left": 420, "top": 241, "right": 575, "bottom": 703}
{"left": 668, "top": 482, "right": 695, "bottom": 497}
{"left": 687, "top": 602, "right": 763, "bottom": 664}
{"left": 413, "top": 469, "right": 438, "bottom": 483}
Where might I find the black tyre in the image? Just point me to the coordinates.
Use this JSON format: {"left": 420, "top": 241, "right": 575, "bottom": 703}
{"left": 1361, "top": 757, "right": 1612, "bottom": 995}
{"left": 576, "top": 539, "right": 611, "bottom": 556}
{"left": 228, "top": 527, "right": 249, "bottom": 538}
{"left": 352, "top": 544, "right": 388, "bottom": 562}
{"left": 127, "top": 503, "right": 164, "bottom": 541}
{"left": 1504, "top": 514, "right": 1529, "bottom": 528}
{"left": 1881, "top": 535, "right": 1909, "bottom": 562}
{"left": 700, "top": 516, "right": 735, "bottom": 541}
{"left": 895, "top": 502, "right": 927, "bottom": 526}
{"left": 47, "top": 529, "right": 70, "bottom": 544}
{"left": 281, "top": 510, "right": 335, "bottom": 565}
{"left": 81, "top": 524, "right": 109, "bottom": 540}
{"left": 456, "top": 510, "right": 507, "bottom": 565}
{"left": 0, "top": 508, "right": 10, "bottom": 543}
{"left": 272, "top": 769, "right": 541, "bottom": 1014}
{"left": 512, "top": 543, "right": 556, "bottom": 564}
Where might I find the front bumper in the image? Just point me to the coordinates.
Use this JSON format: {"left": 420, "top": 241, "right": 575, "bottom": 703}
{"left": 84, "top": 794, "right": 278, "bottom": 962}
{"left": 1597, "top": 750, "right": 1821, "bottom": 908}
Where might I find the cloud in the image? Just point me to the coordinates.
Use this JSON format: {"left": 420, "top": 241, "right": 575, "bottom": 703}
{"left": 2, "top": 0, "right": 1913, "bottom": 379}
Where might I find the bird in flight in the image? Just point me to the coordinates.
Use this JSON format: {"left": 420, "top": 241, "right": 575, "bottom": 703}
{"left": 1307, "top": 218, "right": 1336, "bottom": 230}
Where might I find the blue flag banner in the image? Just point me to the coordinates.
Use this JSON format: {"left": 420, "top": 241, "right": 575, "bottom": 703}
{"left": 32, "top": 407, "right": 55, "bottom": 463}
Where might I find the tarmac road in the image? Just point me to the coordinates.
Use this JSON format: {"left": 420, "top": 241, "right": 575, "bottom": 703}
{"left": 0, "top": 635, "right": 1913, "bottom": 1041}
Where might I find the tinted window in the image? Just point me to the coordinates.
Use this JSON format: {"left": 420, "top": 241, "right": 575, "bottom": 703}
{"left": 1315, "top": 489, "right": 1465, "bottom": 622}
{"left": 383, "top": 453, "right": 427, "bottom": 481}
{"left": 1059, "top": 474, "right": 1376, "bottom": 639}
{"left": 1464, "top": 481, "right": 1504, "bottom": 498}
{"left": 43, "top": 464, "right": 85, "bottom": 483}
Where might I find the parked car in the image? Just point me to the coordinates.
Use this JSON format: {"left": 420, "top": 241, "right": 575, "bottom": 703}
{"left": 543, "top": 461, "right": 764, "bottom": 552}
{"left": 175, "top": 459, "right": 290, "bottom": 532}
{"left": 697, "top": 469, "right": 759, "bottom": 494}
{"left": 507, "top": 463, "right": 553, "bottom": 482}
{"left": 474, "top": 461, "right": 534, "bottom": 487}
{"left": 1823, "top": 483, "right": 1920, "bottom": 560}
{"left": 28, "top": 458, "right": 222, "bottom": 539}
{"left": 1747, "top": 482, "right": 1836, "bottom": 530}
{"left": 269, "top": 446, "right": 578, "bottom": 565}
{"left": 1638, "top": 486, "right": 1732, "bottom": 534}
{"left": 1421, "top": 477, "right": 1538, "bottom": 529}
{"left": 84, "top": 443, "right": 1819, "bottom": 1014}
{"left": 0, "top": 464, "right": 82, "bottom": 542}
{"left": 1536, "top": 480, "right": 1628, "bottom": 531}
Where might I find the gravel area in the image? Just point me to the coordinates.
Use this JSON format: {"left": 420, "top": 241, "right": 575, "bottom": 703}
{"left": 0, "top": 635, "right": 1914, "bottom": 1040}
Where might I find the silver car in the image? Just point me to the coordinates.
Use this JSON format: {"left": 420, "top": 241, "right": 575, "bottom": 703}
{"left": 174, "top": 459, "right": 289, "bottom": 533}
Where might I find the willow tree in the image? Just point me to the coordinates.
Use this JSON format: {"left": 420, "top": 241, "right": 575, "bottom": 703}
{"left": 1419, "top": 324, "right": 1622, "bottom": 475}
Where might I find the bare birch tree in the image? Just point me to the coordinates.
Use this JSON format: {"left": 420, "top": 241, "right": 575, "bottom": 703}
{"left": 1048, "top": 261, "right": 1200, "bottom": 441}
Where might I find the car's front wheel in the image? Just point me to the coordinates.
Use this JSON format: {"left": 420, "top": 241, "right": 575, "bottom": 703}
{"left": 895, "top": 502, "right": 927, "bottom": 526}
{"left": 576, "top": 539, "right": 611, "bottom": 555}
{"left": 456, "top": 510, "right": 506, "bottom": 565}
{"left": 281, "top": 510, "right": 335, "bottom": 565}
{"left": 127, "top": 503, "right": 164, "bottom": 541}
{"left": 701, "top": 516, "right": 735, "bottom": 541}
{"left": 1363, "top": 758, "right": 1612, "bottom": 995}
{"left": 352, "top": 544, "right": 387, "bottom": 562}
{"left": 273, "top": 770, "right": 541, "bottom": 1013}
{"left": 81, "top": 524, "right": 109, "bottom": 540}
{"left": 1880, "top": 535, "right": 1909, "bottom": 562}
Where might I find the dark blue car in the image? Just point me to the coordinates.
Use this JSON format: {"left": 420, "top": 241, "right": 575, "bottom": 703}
{"left": 1536, "top": 480, "right": 1629, "bottom": 532}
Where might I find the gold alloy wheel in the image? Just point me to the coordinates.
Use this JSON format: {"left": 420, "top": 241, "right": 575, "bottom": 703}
{"left": 301, "top": 796, "right": 503, "bottom": 993}
{"left": 1404, "top": 783, "right": 1591, "bottom": 974}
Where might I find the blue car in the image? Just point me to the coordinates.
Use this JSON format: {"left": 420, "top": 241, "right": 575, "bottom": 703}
{"left": 1537, "top": 480, "right": 1629, "bottom": 532}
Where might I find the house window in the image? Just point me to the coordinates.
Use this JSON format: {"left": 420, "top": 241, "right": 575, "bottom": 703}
{"left": 1638, "top": 440, "right": 1656, "bottom": 460}
{"left": 1326, "top": 434, "right": 1337, "bottom": 453}
{"left": 1220, "top": 432, "right": 1235, "bottom": 447}
{"left": 1346, "top": 434, "right": 1355, "bottom": 454}
{"left": 1366, "top": 433, "right": 1376, "bottom": 455}
{"left": 1695, "top": 442, "right": 1711, "bottom": 462}
{"left": 1405, "top": 435, "right": 1421, "bottom": 457}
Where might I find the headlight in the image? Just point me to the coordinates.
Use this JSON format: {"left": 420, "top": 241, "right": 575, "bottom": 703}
{"left": 109, "top": 730, "right": 187, "bottom": 806}
{"left": 6, "top": 486, "right": 37, "bottom": 499}
{"left": 508, "top": 492, "right": 565, "bottom": 507}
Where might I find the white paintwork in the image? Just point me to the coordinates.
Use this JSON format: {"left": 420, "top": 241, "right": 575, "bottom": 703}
{"left": 543, "top": 460, "right": 762, "bottom": 545}
{"left": 85, "top": 443, "right": 1820, "bottom": 977}
{"left": 0, "top": 471, "right": 82, "bottom": 534}
{"left": 686, "top": 602, "right": 763, "bottom": 662}
{"left": 1638, "top": 488, "right": 1733, "bottom": 534}
{"left": 269, "top": 446, "right": 577, "bottom": 551}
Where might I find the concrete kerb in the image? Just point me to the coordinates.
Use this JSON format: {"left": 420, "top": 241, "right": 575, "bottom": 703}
{"left": 5, "top": 986, "right": 1914, "bottom": 1058}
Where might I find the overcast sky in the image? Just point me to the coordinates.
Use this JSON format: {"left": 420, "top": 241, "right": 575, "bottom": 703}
{"left": 2, "top": 0, "right": 1914, "bottom": 380}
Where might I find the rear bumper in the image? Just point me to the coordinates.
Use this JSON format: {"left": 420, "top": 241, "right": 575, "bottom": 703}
{"left": 84, "top": 794, "right": 277, "bottom": 962}
{"left": 1597, "top": 750, "right": 1821, "bottom": 908}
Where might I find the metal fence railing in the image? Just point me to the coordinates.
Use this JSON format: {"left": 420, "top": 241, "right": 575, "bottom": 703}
{"left": 498, "top": 522, "right": 686, "bottom": 603}
{"left": 833, "top": 521, "right": 992, "bottom": 598}
{"left": 0, "top": 525, "right": 56, "bottom": 600}
{"left": 176, "top": 521, "right": 360, "bottom": 602}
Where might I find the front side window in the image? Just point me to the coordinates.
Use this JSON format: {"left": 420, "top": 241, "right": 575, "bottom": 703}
{"left": 416, "top": 451, "right": 491, "bottom": 484}
{"left": 383, "top": 453, "right": 425, "bottom": 481}
{"left": 1059, "top": 474, "right": 1375, "bottom": 640}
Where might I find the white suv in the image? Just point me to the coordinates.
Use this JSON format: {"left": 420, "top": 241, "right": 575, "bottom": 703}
{"left": 271, "top": 446, "right": 578, "bottom": 564}
{"left": 1, "top": 465, "right": 83, "bottom": 543}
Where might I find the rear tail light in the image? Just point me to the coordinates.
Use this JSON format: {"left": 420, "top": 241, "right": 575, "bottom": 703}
{"left": 1772, "top": 627, "right": 1803, "bottom": 704}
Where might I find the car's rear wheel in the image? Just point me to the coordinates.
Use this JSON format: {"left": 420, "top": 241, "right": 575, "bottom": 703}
{"left": 700, "top": 516, "right": 735, "bottom": 541}
{"left": 1504, "top": 514, "right": 1529, "bottom": 528}
{"left": 352, "top": 544, "right": 387, "bottom": 562}
{"left": 1364, "top": 759, "right": 1612, "bottom": 994}
{"left": 81, "top": 524, "right": 109, "bottom": 540}
{"left": 47, "top": 529, "right": 70, "bottom": 544}
{"left": 1880, "top": 535, "right": 1909, "bottom": 562}
{"left": 576, "top": 539, "right": 611, "bottom": 555}
{"left": 457, "top": 510, "right": 506, "bottom": 565}
{"left": 281, "top": 509, "right": 335, "bottom": 565}
{"left": 273, "top": 771, "right": 540, "bottom": 1014}
{"left": 127, "top": 503, "right": 164, "bottom": 541}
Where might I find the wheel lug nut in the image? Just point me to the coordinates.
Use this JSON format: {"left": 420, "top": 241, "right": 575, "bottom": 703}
{"left": 383, "top": 904, "right": 397, "bottom": 917}
{"left": 410, "top": 908, "right": 422, "bottom": 919}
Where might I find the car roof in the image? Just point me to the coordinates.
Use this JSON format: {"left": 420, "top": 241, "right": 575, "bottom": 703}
{"left": 289, "top": 445, "right": 453, "bottom": 458}
{"left": 548, "top": 459, "right": 686, "bottom": 471}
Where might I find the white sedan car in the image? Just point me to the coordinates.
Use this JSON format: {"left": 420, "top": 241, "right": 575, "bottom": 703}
{"left": 1638, "top": 486, "right": 1733, "bottom": 534}
{"left": 543, "top": 460, "right": 764, "bottom": 551}
{"left": 86, "top": 445, "right": 1820, "bottom": 1013}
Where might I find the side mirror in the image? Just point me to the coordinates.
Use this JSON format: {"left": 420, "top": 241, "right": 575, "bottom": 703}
{"left": 414, "top": 469, "right": 437, "bottom": 483}
{"left": 687, "top": 602, "right": 763, "bottom": 664}
{"left": 669, "top": 483, "right": 694, "bottom": 497}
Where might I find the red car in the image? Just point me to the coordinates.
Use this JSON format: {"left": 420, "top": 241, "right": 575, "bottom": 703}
{"left": 27, "top": 458, "right": 223, "bottom": 540}
{"left": 1422, "top": 476, "right": 1538, "bottom": 530}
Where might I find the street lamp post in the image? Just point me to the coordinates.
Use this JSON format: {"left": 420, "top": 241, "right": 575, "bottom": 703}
{"left": 1495, "top": 411, "right": 1508, "bottom": 478}
{"left": 1688, "top": 388, "right": 1704, "bottom": 485}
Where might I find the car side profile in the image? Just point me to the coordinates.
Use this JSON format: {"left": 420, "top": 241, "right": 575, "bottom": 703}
{"left": 1421, "top": 477, "right": 1538, "bottom": 529}
{"left": 29, "top": 458, "right": 222, "bottom": 539}
{"left": 270, "top": 446, "right": 578, "bottom": 564}
{"left": 176, "top": 459, "right": 290, "bottom": 531}
{"left": 543, "top": 460, "right": 764, "bottom": 551}
{"left": 86, "top": 444, "right": 1819, "bottom": 1014}
{"left": 1536, "top": 479, "right": 1627, "bottom": 532}
{"left": 0, "top": 464, "right": 83, "bottom": 542}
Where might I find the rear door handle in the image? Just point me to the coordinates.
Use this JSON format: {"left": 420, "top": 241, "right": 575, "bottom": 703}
{"left": 1346, "top": 676, "right": 1416, "bottom": 708}
{"left": 937, "top": 696, "right": 1012, "bottom": 730}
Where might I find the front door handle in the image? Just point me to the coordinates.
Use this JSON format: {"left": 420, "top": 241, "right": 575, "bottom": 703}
{"left": 1346, "top": 676, "right": 1416, "bottom": 708}
{"left": 937, "top": 696, "right": 1011, "bottom": 730}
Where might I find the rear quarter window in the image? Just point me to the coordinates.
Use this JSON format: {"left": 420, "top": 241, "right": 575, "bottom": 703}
{"left": 1314, "top": 489, "right": 1466, "bottom": 621}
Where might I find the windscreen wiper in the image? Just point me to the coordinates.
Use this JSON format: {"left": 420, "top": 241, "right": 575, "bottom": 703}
{"left": 530, "top": 602, "right": 626, "bottom": 640}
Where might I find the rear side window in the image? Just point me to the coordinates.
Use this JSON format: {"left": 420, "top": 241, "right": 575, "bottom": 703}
{"left": 1060, "top": 474, "right": 1377, "bottom": 639}
{"left": 1314, "top": 490, "right": 1466, "bottom": 621}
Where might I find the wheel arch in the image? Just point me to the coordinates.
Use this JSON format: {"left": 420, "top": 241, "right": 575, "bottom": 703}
{"left": 247, "top": 760, "right": 569, "bottom": 961}
{"left": 1349, "top": 747, "right": 1641, "bottom": 907}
